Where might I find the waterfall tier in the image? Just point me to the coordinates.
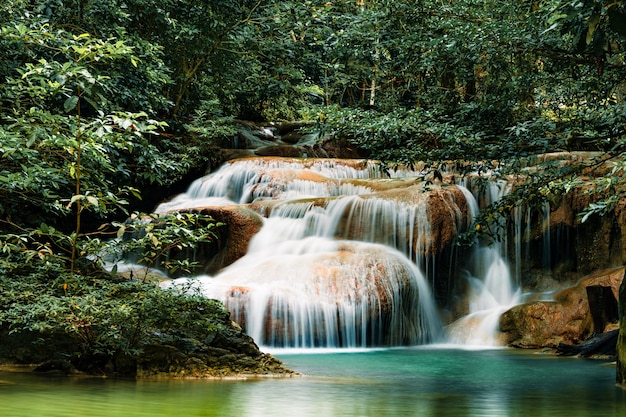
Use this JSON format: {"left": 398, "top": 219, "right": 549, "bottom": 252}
{"left": 159, "top": 157, "right": 518, "bottom": 349}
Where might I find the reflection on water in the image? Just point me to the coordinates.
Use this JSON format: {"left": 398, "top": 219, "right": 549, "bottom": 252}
{"left": 1, "top": 348, "right": 624, "bottom": 417}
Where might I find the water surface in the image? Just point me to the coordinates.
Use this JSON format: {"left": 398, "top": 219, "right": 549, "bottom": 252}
{"left": 1, "top": 348, "right": 624, "bottom": 417}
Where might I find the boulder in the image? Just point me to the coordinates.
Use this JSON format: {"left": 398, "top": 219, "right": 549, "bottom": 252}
{"left": 186, "top": 206, "right": 264, "bottom": 274}
{"left": 255, "top": 145, "right": 307, "bottom": 157}
{"left": 499, "top": 301, "right": 586, "bottom": 348}
{"left": 135, "top": 320, "right": 294, "bottom": 379}
{"left": 210, "top": 242, "right": 438, "bottom": 347}
{"left": 334, "top": 184, "right": 469, "bottom": 259}
{"left": 499, "top": 267, "right": 624, "bottom": 349}
{"left": 267, "top": 121, "right": 314, "bottom": 135}
{"left": 280, "top": 131, "right": 304, "bottom": 145}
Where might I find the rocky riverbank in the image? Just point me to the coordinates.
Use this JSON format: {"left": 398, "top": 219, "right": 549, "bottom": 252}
{"left": 0, "top": 277, "right": 295, "bottom": 379}
{"left": 499, "top": 267, "right": 623, "bottom": 351}
{"left": 132, "top": 319, "right": 296, "bottom": 379}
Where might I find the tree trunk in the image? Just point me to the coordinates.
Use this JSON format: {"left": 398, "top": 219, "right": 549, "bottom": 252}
{"left": 617, "top": 274, "right": 626, "bottom": 388}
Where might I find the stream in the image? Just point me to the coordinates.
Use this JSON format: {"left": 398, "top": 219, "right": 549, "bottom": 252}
{"left": 1, "top": 348, "right": 624, "bottom": 417}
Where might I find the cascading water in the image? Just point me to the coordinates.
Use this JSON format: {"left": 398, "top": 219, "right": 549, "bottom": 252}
{"left": 445, "top": 181, "right": 521, "bottom": 346}
{"left": 157, "top": 157, "right": 524, "bottom": 350}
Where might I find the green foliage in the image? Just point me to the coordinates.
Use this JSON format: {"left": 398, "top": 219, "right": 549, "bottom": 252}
{"left": 0, "top": 16, "right": 176, "bottom": 224}
{"left": 103, "top": 211, "right": 224, "bottom": 276}
{"left": 576, "top": 159, "right": 626, "bottom": 221}
{"left": 0, "top": 208, "right": 223, "bottom": 280}
{"left": 184, "top": 99, "right": 238, "bottom": 145}
{"left": 0, "top": 3, "right": 229, "bottom": 373}
{"left": 0, "top": 271, "right": 229, "bottom": 371}
{"left": 316, "top": 106, "right": 469, "bottom": 167}
{"left": 0, "top": 202, "right": 225, "bottom": 372}
{"left": 551, "top": 0, "right": 626, "bottom": 55}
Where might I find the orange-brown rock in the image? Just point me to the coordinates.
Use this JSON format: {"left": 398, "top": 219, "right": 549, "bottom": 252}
{"left": 528, "top": 152, "right": 626, "bottom": 270}
{"left": 334, "top": 184, "right": 469, "bottom": 259}
{"left": 217, "top": 242, "right": 430, "bottom": 346}
{"left": 227, "top": 161, "right": 470, "bottom": 260}
{"left": 188, "top": 206, "right": 264, "bottom": 273}
{"left": 500, "top": 267, "right": 624, "bottom": 348}
{"left": 255, "top": 145, "right": 305, "bottom": 157}
{"left": 426, "top": 186, "right": 470, "bottom": 257}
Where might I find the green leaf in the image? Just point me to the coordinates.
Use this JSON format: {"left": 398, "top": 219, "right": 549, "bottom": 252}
{"left": 586, "top": 13, "right": 600, "bottom": 45}
{"left": 68, "top": 194, "right": 83, "bottom": 208}
{"left": 64, "top": 96, "right": 79, "bottom": 113}
{"left": 86, "top": 196, "right": 99, "bottom": 207}
{"left": 26, "top": 134, "right": 37, "bottom": 148}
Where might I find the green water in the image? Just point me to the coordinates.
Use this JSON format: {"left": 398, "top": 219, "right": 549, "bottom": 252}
{"left": 1, "top": 348, "right": 624, "bottom": 417}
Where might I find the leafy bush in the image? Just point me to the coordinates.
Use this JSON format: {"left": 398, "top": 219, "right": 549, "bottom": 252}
{"left": 0, "top": 8, "right": 230, "bottom": 374}
{"left": 0, "top": 270, "right": 230, "bottom": 373}
{"left": 0, "top": 207, "right": 225, "bottom": 374}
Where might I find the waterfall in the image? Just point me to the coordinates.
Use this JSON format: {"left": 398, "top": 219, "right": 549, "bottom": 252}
{"left": 541, "top": 202, "right": 552, "bottom": 269}
{"left": 158, "top": 157, "right": 527, "bottom": 349}
{"left": 192, "top": 239, "right": 442, "bottom": 348}
{"left": 445, "top": 182, "right": 521, "bottom": 346}
{"left": 156, "top": 158, "right": 402, "bottom": 212}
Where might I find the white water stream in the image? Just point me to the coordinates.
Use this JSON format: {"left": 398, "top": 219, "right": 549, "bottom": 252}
{"left": 445, "top": 181, "right": 521, "bottom": 346}
{"left": 156, "top": 157, "right": 527, "bottom": 349}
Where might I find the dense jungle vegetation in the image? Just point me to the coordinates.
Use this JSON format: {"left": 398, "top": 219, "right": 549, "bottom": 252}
{"left": 1, "top": 0, "right": 625, "bottom": 373}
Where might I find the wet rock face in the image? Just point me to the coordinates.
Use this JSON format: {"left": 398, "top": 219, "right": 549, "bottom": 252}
{"left": 499, "top": 267, "right": 624, "bottom": 349}
{"left": 193, "top": 206, "right": 264, "bottom": 274}
{"left": 331, "top": 184, "right": 469, "bottom": 260}
{"left": 136, "top": 320, "right": 294, "bottom": 379}
{"left": 217, "top": 243, "right": 436, "bottom": 347}
{"left": 223, "top": 121, "right": 367, "bottom": 160}
{"left": 166, "top": 158, "right": 470, "bottom": 283}
{"left": 157, "top": 205, "right": 264, "bottom": 276}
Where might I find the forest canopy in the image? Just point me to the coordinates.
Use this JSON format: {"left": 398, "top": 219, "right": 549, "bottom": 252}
{"left": 2, "top": 0, "right": 624, "bottom": 240}
{"left": 1, "top": 0, "right": 626, "bottom": 373}
{"left": 3, "top": 1, "right": 626, "bottom": 157}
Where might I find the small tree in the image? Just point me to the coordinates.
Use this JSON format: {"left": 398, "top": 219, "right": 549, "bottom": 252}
{"left": 0, "top": 9, "right": 225, "bottom": 374}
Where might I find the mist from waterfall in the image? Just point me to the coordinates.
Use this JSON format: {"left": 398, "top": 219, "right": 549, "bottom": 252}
{"left": 158, "top": 157, "right": 530, "bottom": 350}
